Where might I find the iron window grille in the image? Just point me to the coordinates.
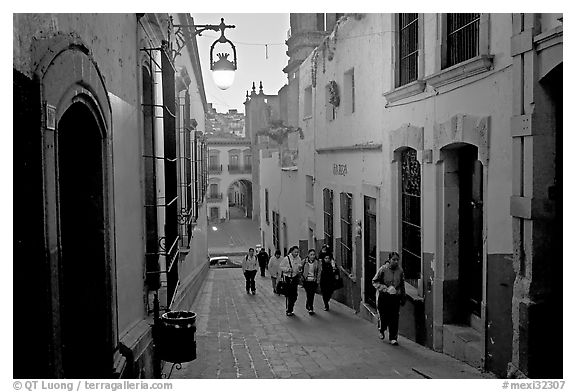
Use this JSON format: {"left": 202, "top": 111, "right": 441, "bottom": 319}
{"left": 398, "top": 13, "right": 419, "bottom": 87}
{"left": 401, "top": 148, "right": 421, "bottom": 288}
{"left": 446, "top": 13, "right": 480, "bottom": 68}
{"left": 323, "top": 188, "right": 334, "bottom": 251}
{"left": 177, "top": 91, "right": 194, "bottom": 248}
{"left": 340, "top": 192, "right": 353, "bottom": 272}
{"left": 140, "top": 47, "right": 181, "bottom": 308}
{"left": 326, "top": 85, "right": 336, "bottom": 121}
{"left": 272, "top": 211, "right": 280, "bottom": 252}
{"left": 265, "top": 189, "right": 270, "bottom": 224}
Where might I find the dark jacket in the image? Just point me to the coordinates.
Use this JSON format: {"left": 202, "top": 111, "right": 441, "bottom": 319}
{"left": 257, "top": 251, "right": 269, "bottom": 267}
{"left": 319, "top": 260, "right": 337, "bottom": 291}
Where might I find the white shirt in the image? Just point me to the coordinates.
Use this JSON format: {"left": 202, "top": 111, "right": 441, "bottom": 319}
{"left": 268, "top": 256, "right": 282, "bottom": 278}
{"left": 279, "top": 255, "right": 302, "bottom": 278}
{"left": 242, "top": 255, "right": 258, "bottom": 272}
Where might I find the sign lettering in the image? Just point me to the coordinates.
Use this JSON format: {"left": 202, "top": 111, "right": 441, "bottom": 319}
{"left": 333, "top": 164, "right": 348, "bottom": 176}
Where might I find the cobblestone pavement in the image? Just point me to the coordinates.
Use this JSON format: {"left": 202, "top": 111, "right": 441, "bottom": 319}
{"left": 208, "top": 217, "right": 260, "bottom": 256}
{"left": 172, "top": 268, "right": 487, "bottom": 379}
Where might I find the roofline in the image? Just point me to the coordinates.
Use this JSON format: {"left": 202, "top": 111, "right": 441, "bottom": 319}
{"left": 179, "top": 13, "right": 209, "bottom": 114}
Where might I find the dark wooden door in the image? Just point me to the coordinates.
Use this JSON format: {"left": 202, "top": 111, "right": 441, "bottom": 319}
{"left": 364, "top": 196, "right": 377, "bottom": 308}
{"left": 459, "top": 147, "right": 484, "bottom": 317}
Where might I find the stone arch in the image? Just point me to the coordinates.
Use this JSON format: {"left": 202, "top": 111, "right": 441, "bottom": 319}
{"left": 225, "top": 178, "right": 253, "bottom": 219}
{"left": 389, "top": 124, "right": 424, "bottom": 162}
{"left": 389, "top": 124, "right": 424, "bottom": 280}
{"left": 33, "top": 33, "right": 112, "bottom": 134}
{"left": 433, "top": 114, "right": 490, "bottom": 166}
{"left": 33, "top": 33, "right": 115, "bottom": 377}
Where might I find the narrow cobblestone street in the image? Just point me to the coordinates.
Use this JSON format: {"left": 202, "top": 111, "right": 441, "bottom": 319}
{"left": 172, "top": 268, "right": 487, "bottom": 379}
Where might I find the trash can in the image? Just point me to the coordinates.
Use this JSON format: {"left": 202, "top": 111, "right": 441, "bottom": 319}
{"left": 154, "top": 311, "right": 197, "bottom": 363}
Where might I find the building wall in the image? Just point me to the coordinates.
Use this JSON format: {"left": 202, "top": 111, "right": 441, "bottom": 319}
{"left": 259, "top": 150, "right": 301, "bottom": 255}
{"left": 13, "top": 13, "right": 210, "bottom": 378}
{"left": 281, "top": 12, "right": 552, "bottom": 376}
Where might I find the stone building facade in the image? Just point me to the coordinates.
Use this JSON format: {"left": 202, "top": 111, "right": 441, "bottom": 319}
{"left": 207, "top": 135, "right": 253, "bottom": 220}
{"left": 13, "top": 13, "right": 210, "bottom": 378}
{"left": 258, "top": 13, "right": 562, "bottom": 378}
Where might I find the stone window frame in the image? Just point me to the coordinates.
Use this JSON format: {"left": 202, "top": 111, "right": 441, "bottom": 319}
{"left": 389, "top": 124, "right": 425, "bottom": 295}
{"left": 425, "top": 13, "right": 493, "bottom": 88}
{"left": 384, "top": 13, "right": 426, "bottom": 104}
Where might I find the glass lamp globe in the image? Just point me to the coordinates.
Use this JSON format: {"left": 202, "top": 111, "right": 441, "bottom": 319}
{"left": 212, "top": 53, "right": 236, "bottom": 90}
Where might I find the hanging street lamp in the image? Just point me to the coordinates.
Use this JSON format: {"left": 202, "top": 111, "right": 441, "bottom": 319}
{"left": 173, "top": 17, "right": 237, "bottom": 90}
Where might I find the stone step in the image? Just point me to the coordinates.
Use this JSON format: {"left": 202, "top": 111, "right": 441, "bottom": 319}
{"left": 443, "top": 324, "right": 483, "bottom": 369}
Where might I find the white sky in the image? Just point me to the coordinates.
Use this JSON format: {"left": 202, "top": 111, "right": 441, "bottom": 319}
{"left": 192, "top": 13, "right": 290, "bottom": 114}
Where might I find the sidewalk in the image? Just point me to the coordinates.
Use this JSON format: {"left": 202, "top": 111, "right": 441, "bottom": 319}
{"left": 171, "top": 268, "right": 490, "bottom": 379}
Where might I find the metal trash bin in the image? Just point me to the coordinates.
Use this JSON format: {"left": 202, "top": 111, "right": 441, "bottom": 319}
{"left": 154, "top": 311, "right": 197, "bottom": 363}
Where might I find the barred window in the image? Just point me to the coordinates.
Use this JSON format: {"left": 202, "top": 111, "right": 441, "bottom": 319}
{"left": 398, "top": 13, "right": 419, "bottom": 87}
{"left": 323, "top": 188, "right": 334, "bottom": 251}
{"left": 325, "top": 84, "right": 336, "bottom": 121}
{"left": 272, "top": 211, "right": 280, "bottom": 252}
{"left": 265, "top": 189, "right": 269, "bottom": 224}
{"left": 401, "top": 148, "right": 421, "bottom": 287}
{"left": 446, "top": 13, "right": 480, "bottom": 68}
{"left": 340, "top": 192, "right": 353, "bottom": 272}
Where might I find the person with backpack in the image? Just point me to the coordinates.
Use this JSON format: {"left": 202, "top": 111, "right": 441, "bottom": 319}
{"left": 279, "top": 245, "right": 303, "bottom": 316}
{"left": 242, "top": 248, "right": 258, "bottom": 295}
{"left": 257, "top": 248, "right": 270, "bottom": 277}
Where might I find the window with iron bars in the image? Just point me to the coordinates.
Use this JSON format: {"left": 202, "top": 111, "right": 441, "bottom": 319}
{"left": 340, "top": 192, "right": 353, "bottom": 272}
{"left": 323, "top": 188, "right": 333, "bottom": 251}
{"left": 272, "top": 211, "right": 280, "bottom": 252}
{"left": 445, "top": 13, "right": 480, "bottom": 68}
{"left": 398, "top": 13, "right": 419, "bottom": 87}
{"left": 401, "top": 148, "right": 421, "bottom": 288}
{"left": 265, "top": 189, "right": 269, "bottom": 224}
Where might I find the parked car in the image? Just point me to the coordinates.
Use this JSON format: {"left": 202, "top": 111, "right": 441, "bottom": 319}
{"left": 209, "top": 256, "right": 229, "bottom": 266}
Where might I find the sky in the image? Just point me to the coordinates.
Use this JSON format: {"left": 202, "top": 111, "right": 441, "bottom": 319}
{"left": 191, "top": 13, "right": 290, "bottom": 114}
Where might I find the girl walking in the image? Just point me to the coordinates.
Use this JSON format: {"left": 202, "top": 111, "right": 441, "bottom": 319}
{"left": 279, "top": 246, "right": 302, "bottom": 316}
{"left": 302, "top": 249, "right": 321, "bottom": 314}
{"left": 371, "top": 252, "right": 406, "bottom": 345}
{"left": 319, "top": 253, "right": 338, "bottom": 311}
{"left": 268, "top": 249, "right": 282, "bottom": 294}
{"left": 242, "top": 247, "right": 258, "bottom": 295}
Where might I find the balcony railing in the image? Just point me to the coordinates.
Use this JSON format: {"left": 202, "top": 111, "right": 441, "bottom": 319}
{"left": 227, "top": 164, "right": 251, "bottom": 174}
{"left": 208, "top": 164, "right": 222, "bottom": 174}
{"left": 207, "top": 192, "right": 223, "bottom": 202}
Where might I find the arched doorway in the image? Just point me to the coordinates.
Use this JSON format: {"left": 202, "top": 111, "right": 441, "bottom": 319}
{"left": 441, "top": 143, "right": 484, "bottom": 326}
{"left": 57, "top": 101, "right": 111, "bottom": 378}
{"left": 227, "top": 179, "right": 253, "bottom": 219}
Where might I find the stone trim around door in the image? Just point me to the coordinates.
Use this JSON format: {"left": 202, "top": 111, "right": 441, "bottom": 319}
{"left": 432, "top": 114, "right": 490, "bottom": 166}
